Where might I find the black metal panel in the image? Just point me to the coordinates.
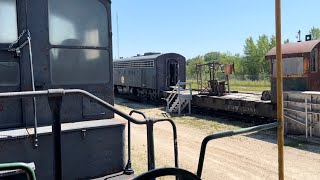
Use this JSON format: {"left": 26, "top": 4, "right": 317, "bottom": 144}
{"left": 18, "top": 0, "right": 114, "bottom": 127}
{"left": 271, "top": 77, "right": 307, "bottom": 103}
{"left": 155, "top": 53, "right": 186, "bottom": 91}
{"left": 0, "top": 120, "right": 125, "bottom": 180}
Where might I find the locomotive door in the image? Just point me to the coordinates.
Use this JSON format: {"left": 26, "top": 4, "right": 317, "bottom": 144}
{"left": 0, "top": 0, "right": 24, "bottom": 128}
{"left": 167, "top": 59, "right": 179, "bottom": 87}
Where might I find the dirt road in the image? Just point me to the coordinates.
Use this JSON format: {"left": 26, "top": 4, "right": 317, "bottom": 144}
{"left": 115, "top": 98, "right": 320, "bottom": 180}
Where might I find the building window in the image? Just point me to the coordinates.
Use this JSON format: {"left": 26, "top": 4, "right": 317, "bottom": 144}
{"left": 0, "top": 0, "right": 18, "bottom": 43}
{"left": 310, "top": 48, "right": 318, "bottom": 73}
{"left": 272, "top": 57, "right": 304, "bottom": 75}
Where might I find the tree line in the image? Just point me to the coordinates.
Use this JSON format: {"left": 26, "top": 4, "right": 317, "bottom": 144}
{"left": 187, "top": 27, "right": 320, "bottom": 80}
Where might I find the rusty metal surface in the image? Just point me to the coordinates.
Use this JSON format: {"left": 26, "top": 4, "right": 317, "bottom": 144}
{"left": 191, "top": 93, "right": 276, "bottom": 118}
{"left": 309, "top": 72, "right": 320, "bottom": 91}
{"left": 266, "top": 40, "right": 320, "bottom": 57}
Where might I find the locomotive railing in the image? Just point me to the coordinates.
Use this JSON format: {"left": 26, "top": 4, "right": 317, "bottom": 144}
{"left": 196, "top": 122, "right": 278, "bottom": 178}
{"left": 0, "top": 89, "right": 179, "bottom": 180}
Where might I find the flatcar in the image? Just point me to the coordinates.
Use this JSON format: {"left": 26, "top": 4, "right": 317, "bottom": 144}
{"left": 113, "top": 52, "right": 186, "bottom": 100}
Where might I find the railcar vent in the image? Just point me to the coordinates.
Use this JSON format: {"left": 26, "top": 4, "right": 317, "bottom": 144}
{"left": 114, "top": 60, "right": 154, "bottom": 69}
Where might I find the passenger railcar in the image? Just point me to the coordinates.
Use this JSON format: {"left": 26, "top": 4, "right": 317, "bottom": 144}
{"left": 266, "top": 40, "right": 320, "bottom": 103}
{"left": 113, "top": 53, "right": 186, "bottom": 100}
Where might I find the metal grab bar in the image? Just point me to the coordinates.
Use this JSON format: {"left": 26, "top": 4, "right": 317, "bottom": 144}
{"left": 0, "top": 89, "right": 144, "bottom": 125}
{"left": 196, "top": 122, "right": 278, "bottom": 178}
{"left": 127, "top": 110, "right": 179, "bottom": 171}
{"left": 0, "top": 162, "right": 36, "bottom": 180}
{"left": 0, "top": 89, "right": 179, "bottom": 179}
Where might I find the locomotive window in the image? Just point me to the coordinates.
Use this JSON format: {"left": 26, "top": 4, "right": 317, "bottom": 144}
{"left": 0, "top": 62, "right": 20, "bottom": 86}
{"left": 310, "top": 48, "right": 318, "bottom": 73}
{"left": 48, "top": 0, "right": 108, "bottom": 47}
{"left": 50, "top": 48, "right": 110, "bottom": 85}
{"left": 0, "top": 0, "right": 18, "bottom": 43}
{"left": 272, "top": 57, "right": 304, "bottom": 75}
{"left": 114, "top": 60, "right": 154, "bottom": 69}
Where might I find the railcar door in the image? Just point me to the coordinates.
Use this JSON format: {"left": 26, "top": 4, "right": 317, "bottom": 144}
{"left": 167, "top": 59, "right": 179, "bottom": 86}
{"left": 0, "top": 0, "right": 24, "bottom": 128}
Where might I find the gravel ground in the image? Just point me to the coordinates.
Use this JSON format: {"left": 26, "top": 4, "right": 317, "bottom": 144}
{"left": 115, "top": 98, "right": 320, "bottom": 180}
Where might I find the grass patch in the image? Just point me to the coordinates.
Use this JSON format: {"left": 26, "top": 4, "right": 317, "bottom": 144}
{"left": 171, "top": 115, "right": 242, "bottom": 134}
{"left": 187, "top": 79, "right": 270, "bottom": 92}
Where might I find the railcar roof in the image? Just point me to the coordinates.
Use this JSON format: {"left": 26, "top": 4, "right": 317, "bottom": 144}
{"left": 266, "top": 40, "right": 320, "bottom": 57}
{"left": 114, "top": 54, "right": 163, "bottom": 62}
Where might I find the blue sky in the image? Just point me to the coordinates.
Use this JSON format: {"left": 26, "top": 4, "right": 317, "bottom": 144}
{"left": 111, "top": 0, "right": 320, "bottom": 59}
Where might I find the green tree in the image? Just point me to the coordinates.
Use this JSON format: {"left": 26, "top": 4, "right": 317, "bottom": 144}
{"left": 186, "top": 56, "right": 205, "bottom": 79}
{"left": 310, "top": 27, "right": 320, "bottom": 40}
{"left": 284, "top": 39, "right": 290, "bottom": 44}
{"left": 203, "top": 51, "right": 221, "bottom": 62}
{"left": 242, "top": 37, "right": 259, "bottom": 79}
{"left": 269, "top": 35, "right": 276, "bottom": 49}
{"left": 256, "top": 35, "right": 271, "bottom": 76}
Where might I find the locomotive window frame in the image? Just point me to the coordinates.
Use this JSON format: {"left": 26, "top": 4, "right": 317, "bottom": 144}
{"left": 0, "top": 0, "right": 18, "bottom": 46}
{"left": 48, "top": 0, "right": 109, "bottom": 48}
{"left": 114, "top": 60, "right": 155, "bottom": 69}
{"left": 47, "top": 0, "right": 112, "bottom": 85}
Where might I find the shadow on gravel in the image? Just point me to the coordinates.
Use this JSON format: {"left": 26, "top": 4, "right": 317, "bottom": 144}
{"left": 245, "top": 130, "right": 320, "bottom": 154}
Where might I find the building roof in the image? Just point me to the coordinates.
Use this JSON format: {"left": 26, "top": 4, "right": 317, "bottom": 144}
{"left": 266, "top": 40, "right": 320, "bottom": 57}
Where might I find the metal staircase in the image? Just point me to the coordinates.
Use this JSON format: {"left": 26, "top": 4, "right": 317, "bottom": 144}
{"left": 166, "top": 81, "right": 192, "bottom": 115}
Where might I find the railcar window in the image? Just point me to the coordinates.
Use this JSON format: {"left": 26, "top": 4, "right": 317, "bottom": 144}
{"left": 272, "top": 57, "right": 304, "bottom": 75}
{"left": 48, "top": 0, "right": 108, "bottom": 47}
{"left": 114, "top": 60, "right": 154, "bottom": 69}
{"left": 0, "top": 0, "right": 18, "bottom": 43}
{"left": 310, "top": 48, "right": 318, "bottom": 73}
{"left": 50, "top": 48, "right": 109, "bottom": 85}
{"left": 0, "top": 62, "right": 20, "bottom": 86}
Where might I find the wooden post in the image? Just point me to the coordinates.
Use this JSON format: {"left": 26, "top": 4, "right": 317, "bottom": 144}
{"left": 276, "top": 0, "right": 284, "bottom": 179}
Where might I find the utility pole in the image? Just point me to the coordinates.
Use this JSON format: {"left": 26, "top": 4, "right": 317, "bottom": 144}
{"left": 275, "top": 0, "right": 284, "bottom": 179}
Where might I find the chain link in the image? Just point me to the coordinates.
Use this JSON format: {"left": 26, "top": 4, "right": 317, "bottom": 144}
{"left": 8, "top": 29, "right": 30, "bottom": 53}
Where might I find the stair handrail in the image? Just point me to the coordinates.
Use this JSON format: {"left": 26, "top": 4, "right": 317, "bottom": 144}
{"left": 166, "top": 81, "right": 181, "bottom": 111}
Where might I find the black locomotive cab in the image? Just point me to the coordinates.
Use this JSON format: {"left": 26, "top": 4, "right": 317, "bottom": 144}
{"left": 0, "top": 0, "right": 113, "bottom": 127}
{"left": 0, "top": 0, "right": 128, "bottom": 179}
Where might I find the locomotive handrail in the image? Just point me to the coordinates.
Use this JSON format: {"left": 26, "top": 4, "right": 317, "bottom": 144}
{"left": 0, "top": 89, "right": 180, "bottom": 179}
{"left": 196, "top": 122, "right": 278, "bottom": 178}
{"left": 0, "top": 89, "right": 144, "bottom": 125}
{"left": 0, "top": 162, "right": 36, "bottom": 180}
